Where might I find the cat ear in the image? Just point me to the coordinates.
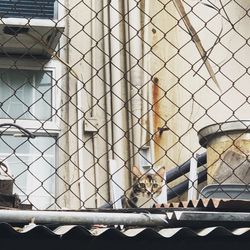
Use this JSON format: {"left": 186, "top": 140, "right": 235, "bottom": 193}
{"left": 132, "top": 165, "right": 142, "bottom": 179}
{"left": 156, "top": 166, "right": 166, "bottom": 179}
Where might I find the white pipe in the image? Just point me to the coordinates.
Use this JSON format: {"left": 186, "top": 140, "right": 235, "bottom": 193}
{"left": 57, "top": 0, "right": 70, "bottom": 208}
{"left": 103, "top": 0, "right": 113, "bottom": 197}
{"left": 141, "top": 83, "right": 148, "bottom": 147}
{"left": 109, "top": 2, "right": 125, "bottom": 169}
{"left": 124, "top": 2, "right": 134, "bottom": 169}
{"left": 77, "top": 0, "right": 95, "bottom": 208}
{"left": 90, "top": 0, "right": 102, "bottom": 208}
{"left": 144, "top": 1, "right": 155, "bottom": 165}
{"left": 0, "top": 210, "right": 167, "bottom": 227}
{"left": 128, "top": 0, "right": 143, "bottom": 166}
{"left": 109, "top": 159, "right": 123, "bottom": 209}
{"left": 103, "top": 0, "right": 112, "bottom": 161}
{"left": 140, "top": 2, "right": 148, "bottom": 148}
{"left": 188, "top": 156, "right": 198, "bottom": 200}
{"left": 77, "top": 80, "right": 85, "bottom": 208}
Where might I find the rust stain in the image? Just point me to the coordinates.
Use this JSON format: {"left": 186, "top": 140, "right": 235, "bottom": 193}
{"left": 152, "top": 76, "right": 161, "bottom": 149}
{"left": 152, "top": 28, "right": 157, "bottom": 34}
{"left": 151, "top": 27, "right": 168, "bottom": 164}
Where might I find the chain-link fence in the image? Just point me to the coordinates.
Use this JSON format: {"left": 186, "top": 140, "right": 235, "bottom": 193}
{"left": 0, "top": 0, "right": 250, "bottom": 210}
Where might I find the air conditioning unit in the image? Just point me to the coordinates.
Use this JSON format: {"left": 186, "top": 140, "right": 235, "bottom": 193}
{"left": 0, "top": 0, "right": 64, "bottom": 58}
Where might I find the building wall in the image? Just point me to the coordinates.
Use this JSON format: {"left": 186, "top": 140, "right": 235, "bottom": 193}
{"left": 59, "top": 0, "right": 250, "bottom": 207}
{"left": 143, "top": 0, "right": 250, "bottom": 173}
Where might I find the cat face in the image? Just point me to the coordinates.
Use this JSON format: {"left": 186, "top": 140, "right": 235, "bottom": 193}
{"left": 132, "top": 166, "right": 165, "bottom": 199}
{"left": 122, "top": 166, "right": 166, "bottom": 208}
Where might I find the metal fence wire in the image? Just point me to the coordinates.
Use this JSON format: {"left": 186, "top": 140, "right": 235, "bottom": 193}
{"left": 0, "top": 0, "right": 250, "bottom": 210}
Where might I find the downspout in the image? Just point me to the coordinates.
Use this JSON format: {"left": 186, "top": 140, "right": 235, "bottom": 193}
{"left": 77, "top": 1, "right": 96, "bottom": 208}
{"left": 109, "top": 1, "right": 126, "bottom": 185}
{"left": 77, "top": 79, "right": 84, "bottom": 208}
{"left": 78, "top": 0, "right": 104, "bottom": 208}
{"left": 103, "top": 0, "right": 113, "bottom": 163}
{"left": 57, "top": 0, "right": 70, "bottom": 208}
{"left": 89, "top": 0, "right": 98, "bottom": 208}
{"left": 124, "top": 2, "right": 133, "bottom": 170}
{"left": 127, "top": 0, "right": 143, "bottom": 166}
{"left": 144, "top": 1, "right": 155, "bottom": 165}
{"left": 90, "top": 0, "right": 110, "bottom": 207}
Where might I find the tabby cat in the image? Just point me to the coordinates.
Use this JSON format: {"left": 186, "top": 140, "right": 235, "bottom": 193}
{"left": 122, "top": 166, "right": 166, "bottom": 208}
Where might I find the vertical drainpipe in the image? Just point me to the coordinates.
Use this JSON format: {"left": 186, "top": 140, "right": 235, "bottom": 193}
{"left": 90, "top": 0, "right": 110, "bottom": 207}
{"left": 56, "top": 0, "right": 70, "bottom": 208}
{"left": 90, "top": 0, "right": 98, "bottom": 208}
{"left": 103, "top": 0, "right": 112, "bottom": 204}
{"left": 143, "top": 0, "right": 155, "bottom": 165}
{"left": 127, "top": 0, "right": 143, "bottom": 166}
{"left": 103, "top": 2, "right": 112, "bottom": 159}
{"left": 109, "top": 1, "right": 126, "bottom": 187}
{"left": 77, "top": 0, "right": 96, "bottom": 208}
{"left": 124, "top": 2, "right": 133, "bottom": 170}
{"left": 77, "top": 78, "right": 84, "bottom": 208}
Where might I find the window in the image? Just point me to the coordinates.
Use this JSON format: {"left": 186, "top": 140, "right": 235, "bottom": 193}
{"left": 0, "top": 135, "right": 56, "bottom": 210}
{"left": 0, "top": 0, "right": 64, "bottom": 209}
{"left": 0, "top": 60, "right": 60, "bottom": 210}
{"left": 0, "top": 69, "right": 53, "bottom": 121}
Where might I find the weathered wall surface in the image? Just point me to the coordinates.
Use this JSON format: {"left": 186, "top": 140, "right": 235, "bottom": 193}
{"left": 60, "top": 0, "right": 250, "bottom": 207}
{"left": 144, "top": 0, "right": 250, "bottom": 174}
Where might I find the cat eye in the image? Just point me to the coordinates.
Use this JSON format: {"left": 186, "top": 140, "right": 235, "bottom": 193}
{"left": 138, "top": 183, "right": 146, "bottom": 188}
{"left": 153, "top": 183, "right": 158, "bottom": 188}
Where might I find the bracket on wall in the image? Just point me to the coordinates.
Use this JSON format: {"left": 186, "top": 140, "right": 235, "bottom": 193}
{"left": 83, "top": 117, "right": 98, "bottom": 133}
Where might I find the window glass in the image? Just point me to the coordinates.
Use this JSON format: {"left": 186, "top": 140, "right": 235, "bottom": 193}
{"left": 0, "top": 69, "right": 52, "bottom": 121}
{"left": 0, "top": 135, "right": 56, "bottom": 209}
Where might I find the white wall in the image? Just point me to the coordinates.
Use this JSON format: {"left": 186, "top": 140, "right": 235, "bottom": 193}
{"left": 60, "top": 0, "right": 250, "bottom": 207}
{"left": 144, "top": 0, "right": 250, "bottom": 172}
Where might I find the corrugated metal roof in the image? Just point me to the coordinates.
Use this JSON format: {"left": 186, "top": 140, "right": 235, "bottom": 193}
{"left": 2, "top": 223, "right": 250, "bottom": 239}
{"left": 154, "top": 198, "right": 250, "bottom": 211}
{"left": 1, "top": 224, "right": 249, "bottom": 250}
{"left": 0, "top": 199, "right": 250, "bottom": 240}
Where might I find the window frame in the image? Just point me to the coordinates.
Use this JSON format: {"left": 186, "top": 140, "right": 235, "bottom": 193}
{"left": 0, "top": 58, "right": 62, "bottom": 209}
{"left": 0, "top": 58, "right": 62, "bottom": 135}
{"left": 0, "top": 134, "right": 57, "bottom": 209}
{"left": 0, "top": 0, "right": 65, "bottom": 209}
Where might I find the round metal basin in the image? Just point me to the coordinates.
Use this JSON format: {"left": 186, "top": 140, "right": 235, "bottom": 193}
{"left": 198, "top": 121, "right": 250, "bottom": 185}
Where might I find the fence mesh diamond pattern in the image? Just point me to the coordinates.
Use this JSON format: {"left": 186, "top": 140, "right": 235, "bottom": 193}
{"left": 0, "top": 0, "right": 249, "bottom": 210}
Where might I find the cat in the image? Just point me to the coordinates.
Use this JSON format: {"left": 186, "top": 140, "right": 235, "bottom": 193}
{"left": 122, "top": 166, "right": 166, "bottom": 208}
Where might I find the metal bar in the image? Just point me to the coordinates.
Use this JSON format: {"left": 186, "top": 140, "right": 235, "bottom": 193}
{"left": 174, "top": 211, "right": 250, "bottom": 222}
{"left": 167, "top": 170, "right": 207, "bottom": 200}
{"left": 0, "top": 210, "right": 168, "bottom": 227}
{"left": 166, "top": 152, "right": 206, "bottom": 183}
{"left": 188, "top": 156, "right": 198, "bottom": 200}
